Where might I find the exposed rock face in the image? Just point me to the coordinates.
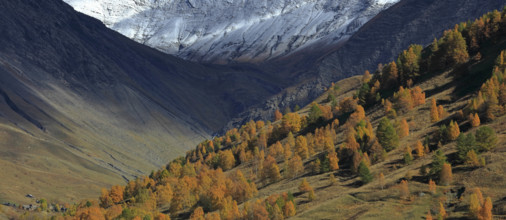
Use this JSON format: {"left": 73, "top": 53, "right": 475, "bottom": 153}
{"left": 63, "top": 0, "right": 398, "bottom": 63}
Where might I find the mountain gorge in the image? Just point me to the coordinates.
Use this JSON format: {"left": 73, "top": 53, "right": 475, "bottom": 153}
{"left": 0, "top": 0, "right": 286, "bottom": 203}
{"left": 1, "top": 0, "right": 505, "bottom": 215}
{"left": 63, "top": 0, "right": 399, "bottom": 63}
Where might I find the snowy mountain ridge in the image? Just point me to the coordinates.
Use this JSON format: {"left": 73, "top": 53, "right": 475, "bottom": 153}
{"left": 63, "top": 0, "right": 399, "bottom": 63}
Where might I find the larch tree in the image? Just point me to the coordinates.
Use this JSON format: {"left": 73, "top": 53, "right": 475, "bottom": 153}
{"left": 465, "top": 147, "right": 480, "bottom": 165}
{"left": 404, "top": 146, "right": 413, "bottom": 165}
{"left": 430, "top": 98, "right": 440, "bottom": 122}
{"left": 295, "top": 135, "right": 309, "bottom": 159}
{"left": 328, "top": 151, "right": 339, "bottom": 171}
{"left": 190, "top": 206, "right": 205, "bottom": 220}
{"left": 469, "top": 193, "right": 481, "bottom": 219}
{"left": 263, "top": 155, "right": 281, "bottom": 183}
{"left": 439, "top": 202, "right": 447, "bottom": 220}
{"left": 308, "top": 188, "right": 316, "bottom": 201}
{"left": 399, "top": 180, "right": 409, "bottom": 200}
{"left": 426, "top": 211, "right": 433, "bottom": 220}
{"left": 219, "top": 150, "right": 236, "bottom": 171}
{"left": 284, "top": 201, "right": 296, "bottom": 217}
{"left": 447, "top": 120, "right": 460, "bottom": 141}
{"left": 415, "top": 140, "right": 425, "bottom": 158}
{"left": 287, "top": 155, "right": 304, "bottom": 178}
{"left": 428, "top": 179, "right": 437, "bottom": 194}
{"left": 299, "top": 178, "right": 312, "bottom": 193}
{"left": 479, "top": 197, "right": 493, "bottom": 220}
{"left": 379, "top": 172, "right": 385, "bottom": 190}
{"left": 440, "top": 163, "right": 453, "bottom": 186}
{"left": 398, "top": 118, "right": 410, "bottom": 138}
{"left": 274, "top": 109, "right": 283, "bottom": 121}
{"left": 469, "top": 113, "right": 481, "bottom": 127}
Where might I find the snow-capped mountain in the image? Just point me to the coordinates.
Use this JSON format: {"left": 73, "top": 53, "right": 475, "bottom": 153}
{"left": 63, "top": 0, "right": 399, "bottom": 63}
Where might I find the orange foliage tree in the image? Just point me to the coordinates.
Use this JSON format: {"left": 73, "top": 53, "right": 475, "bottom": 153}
{"left": 440, "top": 163, "right": 453, "bottom": 186}
{"left": 447, "top": 121, "right": 460, "bottom": 141}
{"left": 398, "top": 118, "right": 410, "bottom": 138}
{"left": 286, "top": 155, "right": 304, "bottom": 178}
{"left": 399, "top": 180, "right": 409, "bottom": 200}
{"left": 430, "top": 98, "right": 439, "bottom": 122}
{"left": 469, "top": 113, "right": 481, "bottom": 127}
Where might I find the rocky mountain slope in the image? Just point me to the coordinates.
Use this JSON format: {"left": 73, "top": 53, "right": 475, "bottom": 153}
{"left": 229, "top": 0, "right": 506, "bottom": 129}
{"left": 62, "top": 0, "right": 398, "bottom": 63}
{"left": 0, "top": 0, "right": 285, "bottom": 203}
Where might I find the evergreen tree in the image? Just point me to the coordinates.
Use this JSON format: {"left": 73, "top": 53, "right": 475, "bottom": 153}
{"left": 358, "top": 161, "right": 373, "bottom": 184}
{"left": 456, "top": 133, "right": 477, "bottom": 163}
{"left": 376, "top": 117, "right": 399, "bottom": 151}
{"left": 430, "top": 150, "right": 448, "bottom": 176}
{"left": 475, "top": 126, "right": 497, "bottom": 152}
{"left": 308, "top": 102, "right": 323, "bottom": 123}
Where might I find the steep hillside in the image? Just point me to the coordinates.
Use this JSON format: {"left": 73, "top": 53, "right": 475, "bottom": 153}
{"left": 231, "top": 0, "right": 506, "bottom": 129}
{"left": 0, "top": 0, "right": 285, "bottom": 204}
{"left": 62, "top": 0, "right": 398, "bottom": 63}
{"left": 8, "top": 7, "right": 505, "bottom": 220}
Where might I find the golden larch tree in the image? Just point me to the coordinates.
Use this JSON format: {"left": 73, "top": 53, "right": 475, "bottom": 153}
{"left": 439, "top": 202, "right": 447, "bottom": 220}
{"left": 398, "top": 118, "right": 410, "bottom": 138}
{"left": 430, "top": 98, "right": 439, "bottom": 122}
{"left": 284, "top": 201, "right": 296, "bottom": 217}
{"left": 274, "top": 109, "right": 283, "bottom": 121}
{"left": 447, "top": 121, "right": 460, "bottom": 141}
{"left": 469, "top": 193, "right": 481, "bottom": 219}
{"left": 440, "top": 163, "right": 453, "bottom": 186}
{"left": 426, "top": 211, "right": 433, "bottom": 220}
{"left": 479, "top": 197, "right": 493, "bottom": 220}
{"left": 428, "top": 179, "right": 437, "bottom": 194}
{"left": 469, "top": 113, "right": 481, "bottom": 127}
{"left": 299, "top": 178, "right": 312, "bottom": 193}
{"left": 415, "top": 140, "right": 424, "bottom": 157}
{"left": 190, "top": 207, "right": 205, "bottom": 220}
{"left": 399, "top": 180, "right": 409, "bottom": 200}
{"left": 328, "top": 151, "right": 339, "bottom": 171}
{"left": 379, "top": 173, "right": 385, "bottom": 190}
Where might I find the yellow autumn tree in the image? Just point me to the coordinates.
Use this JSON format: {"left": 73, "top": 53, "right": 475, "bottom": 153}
{"left": 398, "top": 118, "right": 410, "bottom": 138}
{"left": 295, "top": 135, "right": 309, "bottom": 159}
{"left": 284, "top": 201, "right": 296, "bottom": 217}
{"left": 447, "top": 120, "right": 460, "bottom": 141}
{"left": 428, "top": 179, "right": 437, "bottom": 194}
{"left": 479, "top": 197, "right": 493, "bottom": 220}
{"left": 440, "top": 163, "right": 452, "bottom": 186}
{"left": 469, "top": 113, "right": 481, "bottom": 127}
{"left": 190, "top": 207, "right": 205, "bottom": 220}
{"left": 274, "top": 109, "right": 283, "bottom": 121}
{"left": 328, "top": 151, "right": 339, "bottom": 171}
{"left": 415, "top": 140, "right": 424, "bottom": 157}
{"left": 430, "top": 98, "right": 439, "bottom": 122}
{"left": 219, "top": 150, "right": 236, "bottom": 171}
{"left": 379, "top": 173, "right": 385, "bottom": 190}
{"left": 439, "top": 202, "right": 447, "bottom": 220}
{"left": 299, "top": 178, "right": 312, "bottom": 193}
{"left": 399, "top": 180, "right": 409, "bottom": 200}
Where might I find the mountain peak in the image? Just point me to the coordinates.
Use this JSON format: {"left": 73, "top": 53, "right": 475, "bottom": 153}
{"left": 63, "top": 0, "right": 399, "bottom": 63}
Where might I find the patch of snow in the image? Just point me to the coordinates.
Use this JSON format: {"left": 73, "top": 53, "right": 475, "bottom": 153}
{"left": 63, "top": 0, "right": 399, "bottom": 63}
